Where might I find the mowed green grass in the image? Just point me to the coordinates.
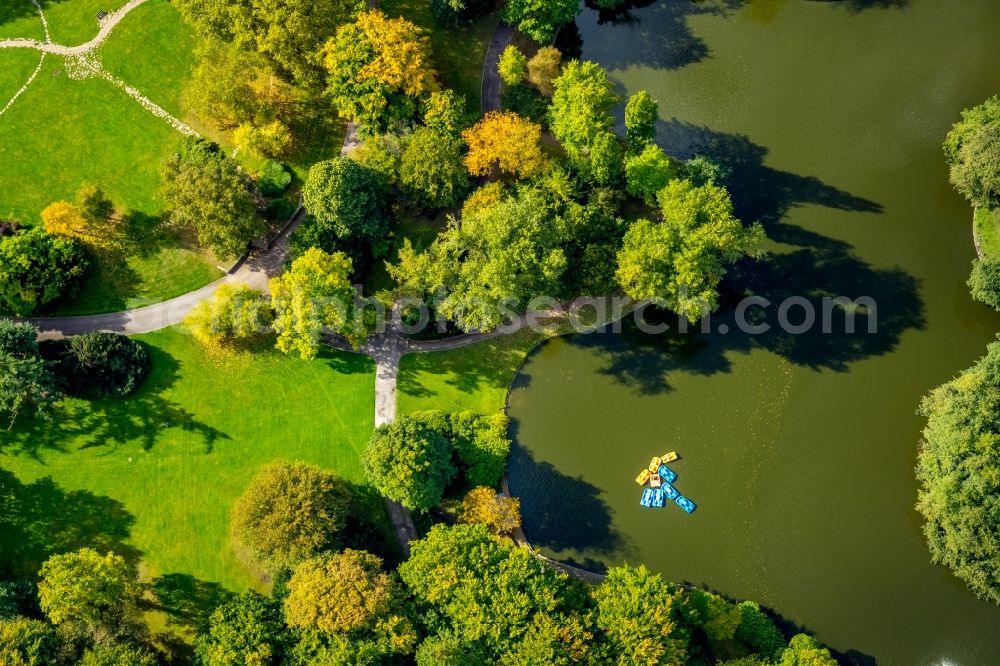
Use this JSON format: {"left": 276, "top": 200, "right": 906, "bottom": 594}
{"left": 2, "top": 328, "right": 378, "bottom": 598}
{"left": 0, "top": 0, "right": 131, "bottom": 44}
{"left": 0, "top": 49, "right": 42, "bottom": 114}
{"left": 975, "top": 206, "right": 1000, "bottom": 259}
{"left": 380, "top": 0, "right": 499, "bottom": 112}
{"left": 398, "top": 328, "right": 548, "bottom": 415}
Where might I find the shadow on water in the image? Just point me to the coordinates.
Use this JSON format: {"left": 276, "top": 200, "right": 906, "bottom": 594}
{"left": 506, "top": 414, "right": 632, "bottom": 573}
{"left": 0, "top": 468, "right": 140, "bottom": 579}
{"left": 3, "top": 343, "right": 229, "bottom": 457}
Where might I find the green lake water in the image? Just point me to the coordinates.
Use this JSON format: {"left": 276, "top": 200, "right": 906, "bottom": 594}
{"left": 506, "top": 1, "right": 1000, "bottom": 663}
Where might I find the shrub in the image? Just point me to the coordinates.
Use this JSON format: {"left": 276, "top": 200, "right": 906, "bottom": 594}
{"left": 42, "top": 333, "right": 149, "bottom": 397}
{"left": 968, "top": 257, "right": 1000, "bottom": 309}
{"left": 258, "top": 160, "right": 292, "bottom": 197}
{"left": 0, "top": 220, "right": 21, "bottom": 237}
{"left": 0, "top": 228, "right": 89, "bottom": 316}
{"left": 231, "top": 461, "right": 351, "bottom": 572}
{"left": 265, "top": 198, "right": 297, "bottom": 222}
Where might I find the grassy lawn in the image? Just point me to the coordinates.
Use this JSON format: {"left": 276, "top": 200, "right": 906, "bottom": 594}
{"left": 398, "top": 328, "right": 549, "bottom": 415}
{"left": 42, "top": 0, "right": 132, "bottom": 45}
{"left": 1, "top": 328, "right": 379, "bottom": 634}
{"left": 975, "top": 206, "right": 1000, "bottom": 259}
{"left": 380, "top": 0, "right": 499, "bottom": 112}
{"left": 0, "top": 50, "right": 42, "bottom": 112}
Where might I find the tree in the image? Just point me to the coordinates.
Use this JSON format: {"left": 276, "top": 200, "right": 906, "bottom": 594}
{"left": 160, "top": 137, "right": 263, "bottom": 258}
{"left": 195, "top": 591, "right": 286, "bottom": 666}
{"left": 284, "top": 550, "right": 395, "bottom": 633}
{"left": 184, "top": 284, "right": 273, "bottom": 348}
{"left": 41, "top": 185, "right": 127, "bottom": 253}
{"left": 448, "top": 411, "right": 511, "bottom": 486}
{"left": 0, "top": 228, "right": 89, "bottom": 316}
{"left": 681, "top": 155, "right": 731, "bottom": 187}
{"left": 502, "top": 0, "right": 580, "bottom": 44}
{"left": 42, "top": 332, "right": 149, "bottom": 397}
{"left": 0, "top": 617, "right": 62, "bottom": 666}
{"left": 916, "top": 339, "right": 1000, "bottom": 603}
{"left": 734, "top": 601, "right": 786, "bottom": 661}
{"left": 269, "top": 248, "right": 362, "bottom": 359}
{"left": 592, "top": 565, "right": 688, "bottom": 665}
{"left": 625, "top": 90, "right": 658, "bottom": 152}
{"left": 463, "top": 111, "right": 546, "bottom": 179}
{"left": 300, "top": 157, "right": 390, "bottom": 254}
{"left": 79, "top": 644, "right": 159, "bottom": 666}
{"left": 416, "top": 633, "right": 486, "bottom": 665}
{"left": 172, "top": 0, "right": 363, "bottom": 89}
{"left": 363, "top": 415, "right": 455, "bottom": 511}
{"left": 323, "top": 10, "right": 438, "bottom": 133}
{"left": 589, "top": 131, "right": 623, "bottom": 186}
{"left": 549, "top": 60, "right": 619, "bottom": 157}
{"left": 37, "top": 548, "right": 142, "bottom": 640}
{"left": 231, "top": 461, "right": 350, "bottom": 572}
{"left": 390, "top": 187, "right": 566, "bottom": 332}
{"left": 400, "top": 127, "right": 470, "bottom": 209}
{"left": 944, "top": 95, "right": 1000, "bottom": 208}
{"left": 422, "top": 89, "right": 469, "bottom": 137}
{"left": 777, "top": 634, "right": 837, "bottom": 666}
{"left": 0, "top": 322, "right": 59, "bottom": 429}
{"left": 616, "top": 179, "right": 764, "bottom": 320}
{"left": 968, "top": 257, "right": 1000, "bottom": 310}
{"left": 258, "top": 160, "right": 292, "bottom": 196}
{"left": 624, "top": 144, "right": 675, "bottom": 203}
{"left": 499, "top": 45, "right": 528, "bottom": 86}
{"left": 399, "top": 524, "right": 583, "bottom": 661}
{"left": 527, "top": 46, "right": 561, "bottom": 97}
{"left": 459, "top": 486, "right": 521, "bottom": 535}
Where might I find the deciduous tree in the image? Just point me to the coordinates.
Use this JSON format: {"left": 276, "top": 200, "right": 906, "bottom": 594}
{"left": 231, "top": 461, "right": 350, "bottom": 572}
{"left": 462, "top": 111, "right": 546, "bottom": 179}
{"left": 184, "top": 284, "right": 273, "bottom": 348}
{"left": 549, "top": 60, "right": 619, "bottom": 158}
{"left": 323, "top": 10, "right": 438, "bottom": 133}
{"left": 502, "top": 0, "right": 580, "bottom": 44}
{"left": 160, "top": 138, "right": 262, "bottom": 258}
{"left": 499, "top": 45, "right": 528, "bottom": 86}
{"left": 944, "top": 95, "right": 1000, "bottom": 208}
{"left": 624, "top": 144, "right": 676, "bottom": 203}
{"left": 400, "top": 127, "right": 470, "bottom": 209}
{"left": 363, "top": 415, "right": 455, "bottom": 511}
{"left": 300, "top": 157, "right": 390, "bottom": 254}
{"left": 459, "top": 486, "right": 521, "bottom": 535}
{"left": 624, "top": 90, "right": 658, "bottom": 152}
{"left": 0, "top": 617, "right": 62, "bottom": 666}
{"left": 616, "top": 179, "right": 764, "bottom": 320}
{"left": 527, "top": 46, "right": 561, "bottom": 96}
{"left": 195, "top": 591, "right": 286, "bottom": 666}
{"left": 269, "top": 248, "right": 361, "bottom": 359}
{"left": 0, "top": 228, "right": 88, "bottom": 316}
{"left": 968, "top": 257, "right": 1000, "bottom": 310}
{"left": 284, "top": 550, "right": 395, "bottom": 633}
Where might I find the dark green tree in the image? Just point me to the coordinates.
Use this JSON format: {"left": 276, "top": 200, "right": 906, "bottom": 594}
{"left": 0, "top": 228, "right": 88, "bottom": 316}
{"left": 195, "top": 591, "right": 287, "bottom": 666}
{"left": 362, "top": 416, "right": 455, "bottom": 511}
{"left": 944, "top": 95, "right": 1000, "bottom": 208}
{"left": 968, "top": 257, "right": 1000, "bottom": 310}
{"left": 400, "top": 128, "right": 470, "bottom": 210}
{"left": 502, "top": 0, "right": 580, "bottom": 43}
{"left": 300, "top": 157, "right": 390, "bottom": 255}
{"left": 42, "top": 333, "right": 149, "bottom": 398}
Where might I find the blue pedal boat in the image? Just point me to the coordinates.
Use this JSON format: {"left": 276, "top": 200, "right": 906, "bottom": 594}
{"left": 661, "top": 483, "right": 679, "bottom": 501}
{"left": 675, "top": 495, "right": 696, "bottom": 513}
{"left": 640, "top": 488, "right": 654, "bottom": 507}
{"left": 651, "top": 488, "right": 666, "bottom": 507}
{"left": 657, "top": 465, "right": 677, "bottom": 483}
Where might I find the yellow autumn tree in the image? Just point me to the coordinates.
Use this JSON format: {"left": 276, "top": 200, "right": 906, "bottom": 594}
{"left": 462, "top": 111, "right": 546, "bottom": 179}
{"left": 41, "top": 184, "right": 125, "bottom": 252}
{"left": 459, "top": 486, "right": 522, "bottom": 535}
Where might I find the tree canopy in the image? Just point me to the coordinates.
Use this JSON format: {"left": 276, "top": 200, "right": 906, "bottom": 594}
{"left": 917, "top": 338, "right": 1000, "bottom": 603}
{"left": 195, "top": 592, "right": 286, "bottom": 666}
{"left": 462, "top": 111, "right": 546, "bottom": 179}
{"left": 0, "top": 321, "right": 59, "bottom": 429}
{"left": 284, "top": 550, "right": 395, "bottom": 633}
{"left": 269, "top": 248, "right": 361, "bottom": 359}
{"left": 300, "top": 157, "right": 391, "bottom": 255}
{"left": 160, "top": 138, "right": 263, "bottom": 258}
{"left": 185, "top": 284, "right": 273, "bottom": 349}
{"left": 362, "top": 414, "right": 455, "bottom": 511}
{"left": 616, "top": 179, "right": 765, "bottom": 321}
{"left": 0, "top": 228, "right": 88, "bottom": 316}
{"left": 230, "top": 461, "right": 350, "bottom": 572}
{"left": 625, "top": 90, "right": 659, "bottom": 152}
{"left": 323, "top": 10, "right": 438, "bottom": 133}
{"left": 944, "top": 95, "right": 1000, "bottom": 208}
{"left": 501, "top": 0, "right": 580, "bottom": 44}
{"left": 400, "top": 127, "right": 470, "bottom": 210}
{"left": 549, "top": 60, "right": 619, "bottom": 158}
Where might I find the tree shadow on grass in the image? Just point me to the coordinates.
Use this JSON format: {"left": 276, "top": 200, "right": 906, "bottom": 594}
{"left": 150, "top": 573, "right": 234, "bottom": 632}
{"left": 0, "top": 468, "right": 140, "bottom": 579}
{"left": 3, "top": 342, "right": 229, "bottom": 457}
{"left": 318, "top": 346, "right": 377, "bottom": 376}
{"left": 506, "top": 434, "right": 631, "bottom": 574}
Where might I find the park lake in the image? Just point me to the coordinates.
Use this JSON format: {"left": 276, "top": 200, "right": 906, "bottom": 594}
{"left": 508, "top": 1, "right": 1000, "bottom": 663}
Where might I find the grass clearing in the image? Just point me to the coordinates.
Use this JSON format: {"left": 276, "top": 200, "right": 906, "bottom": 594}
{"left": 0, "top": 49, "right": 42, "bottom": 112}
{"left": 1, "top": 328, "right": 379, "bottom": 633}
{"left": 398, "top": 328, "right": 550, "bottom": 415}
{"left": 975, "top": 206, "right": 1000, "bottom": 259}
{"left": 380, "top": 0, "right": 499, "bottom": 112}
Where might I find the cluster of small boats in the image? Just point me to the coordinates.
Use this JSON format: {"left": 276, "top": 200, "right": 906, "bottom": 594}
{"left": 635, "top": 453, "right": 696, "bottom": 513}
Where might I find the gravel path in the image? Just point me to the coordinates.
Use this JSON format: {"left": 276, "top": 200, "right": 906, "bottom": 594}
{"left": 0, "top": 0, "right": 149, "bottom": 55}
